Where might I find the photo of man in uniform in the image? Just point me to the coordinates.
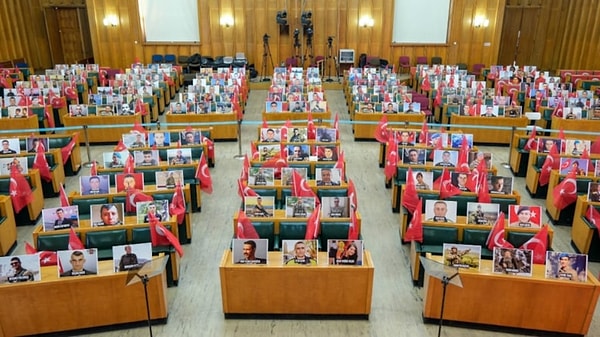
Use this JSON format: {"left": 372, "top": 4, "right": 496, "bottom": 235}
{"left": 60, "top": 250, "right": 97, "bottom": 277}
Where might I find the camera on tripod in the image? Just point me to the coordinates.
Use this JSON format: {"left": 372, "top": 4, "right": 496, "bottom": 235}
{"left": 306, "top": 27, "right": 314, "bottom": 38}
{"left": 328, "top": 36, "right": 334, "bottom": 45}
{"left": 263, "top": 34, "right": 270, "bottom": 44}
{"left": 293, "top": 29, "right": 299, "bottom": 39}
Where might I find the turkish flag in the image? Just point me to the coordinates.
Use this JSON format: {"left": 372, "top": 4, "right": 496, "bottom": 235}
{"left": 59, "top": 183, "right": 70, "bottom": 207}
{"left": 250, "top": 141, "right": 260, "bottom": 160}
{"left": 292, "top": 170, "right": 318, "bottom": 202}
{"left": 581, "top": 147, "right": 595, "bottom": 173}
{"left": 33, "top": 142, "right": 52, "bottom": 182}
{"left": 456, "top": 135, "right": 470, "bottom": 173}
{"left": 374, "top": 115, "right": 389, "bottom": 143}
{"left": 237, "top": 178, "right": 258, "bottom": 203}
{"left": 523, "top": 126, "right": 538, "bottom": 151}
{"left": 125, "top": 188, "right": 154, "bottom": 213}
{"left": 477, "top": 168, "right": 491, "bottom": 203}
{"left": 590, "top": 135, "right": 600, "bottom": 154}
{"left": 262, "top": 118, "right": 269, "bottom": 128}
{"left": 90, "top": 160, "right": 98, "bottom": 176}
{"left": 422, "top": 76, "right": 431, "bottom": 91}
{"left": 558, "top": 128, "right": 566, "bottom": 152}
{"left": 402, "top": 167, "right": 419, "bottom": 213}
{"left": 261, "top": 154, "right": 288, "bottom": 176}
{"left": 200, "top": 134, "right": 215, "bottom": 161}
{"left": 196, "top": 153, "right": 213, "bottom": 194}
{"left": 44, "top": 104, "right": 55, "bottom": 128}
{"left": 404, "top": 198, "right": 423, "bottom": 243}
{"left": 123, "top": 153, "right": 135, "bottom": 174}
{"left": 486, "top": 212, "right": 513, "bottom": 250}
{"left": 348, "top": 209, "right": 360, "bottom": 240}
{"left": 61, "top": 133, "right": 78, "bottom": 165}
{"left": 232, "top": 93, "right": 243, "bottom": 121}
{"left": 63, "top": 82, "right": 78, "bottom": 100}
{"left": 552, "top": 98, "right": 564, "bottom": 117}
{"left": 25, "top": 243, "right": 58, "bottom": 266}
{"left": 433, "top": 86, "right": 442, "bottom": 108}
{"left": 419, "top": 121, "right": 428, "bottom": 144}
{"left": 334, "top": 150, "right": 345, "bottom": 182}
{"left": 25, "top": 241, "right": 37, "bottom": 254}
{"left": 115, "top": 139, "right": 127, "bottom": 151}
{"left": 149, "top": 214, "right": 184, "bottom": 257}
{"left": 520, "top": 225, "right": 549, "bottom": 264}
{"left": 333, "top": 113, "right": 340, "bottom": 140}
{"left": 586, "top": 206, "right": 600, "bottom": 236}
{"left": 135, "top": 98, "right": 147, "bottom": 116}
{"left": 240, "top": 154, "right": 250, "bottom": 182}
{"left": 348, "top": 179, "right": 358, "bottom": 211}
{"left": 307, "top": 112, "right": 316, "bottom": 140}
{"left": 10, "top": 165, "right": 33, "bottom": 213}
{"left": 169, "top": 184, "right": 186, "bottom": 225}
{"left": 131, "top": 121, "right": 146, "bottom": 135}
{"left": 48, "top": 89, "right": 66, "bottom": 108}
{"left": 435, "top": 168, "right": 462, "bottom": 199}
{"left": 236, "top": 210, "right": 259, "bottom": 239}
{"left": 304, "top": 206, "right": 321, "bottom": 240}
{"left": 538, "top": 155, "right": 555, "bottom": 187}
{"left": 281, "top": 119, "right": 292, "bottom": 142}
{"left": 552, "top": 170, "right": 578, "bottom": 210}
{"left": 384, "top": 139, "right": 398, "bottom": 181}
{"left": 68, "top": 227, "right": 85, "bottom": 250}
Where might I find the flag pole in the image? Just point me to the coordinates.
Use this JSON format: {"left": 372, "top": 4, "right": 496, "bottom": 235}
{"left": 81, "top": 125, "right": 97, "bottom": 168}
{"left": 502, "top": 126, "right": 516, "bottom": 169}
{"left": 233, "top": 119, "right": 244, "bottom": 160}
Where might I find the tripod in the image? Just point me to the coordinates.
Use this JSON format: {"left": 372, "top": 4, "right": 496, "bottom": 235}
{"left": 325, "top": 36, "right": 335, "bottom": 82}
{"left": 293, "top": 31, "right": 301, "bottom": 66}
{"left": 261, "top": 34, "right": 274, "bottom": 82}
{"left": 303, "top": 36, "right": 313, "bottom": 68}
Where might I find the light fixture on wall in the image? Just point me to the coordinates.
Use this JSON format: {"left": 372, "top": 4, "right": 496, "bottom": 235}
{"left": 473, "top": 16, "right": 489, "bottom": 28}
{"left": 359, "top": 16, "right": 374, "bottom": 28}
{"left": 220, "top": 15, "right": 234, "bottom": 28}
{"left": 102, "top": 15, "right": 119, "bottom": 27}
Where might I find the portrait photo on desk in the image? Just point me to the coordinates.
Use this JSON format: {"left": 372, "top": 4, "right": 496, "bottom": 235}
{"left": 68, "top": 104, "right": 88, "bottom": 117}
{"left": 7, "top": 106, "right": 29, "bottom": 118}
{"left": 115, "top": 172, "right": 144, "bottom": 192}
{"left": 328, "top": 240, "right": 363, "bottom": 266}
{"left": 281, "top": 167, "right": 308, "bottom": 186}
{"left": 315, "top": 168, "right": 341, "bottom": 186}
{"left": 559, "top": 157, "right": 589, "bottom": 175}
{"left": 136, "top": 200, "right": 169, "bottom": 224}
{"left": 102, "top": 150, "right": 127, "bottom": 169}
{"left": 155, "top": 170, "right": 183, "bottom": 189}
{"left": 0, "top": 254, "right": 41, "bottom": 283}
{"left": 166, "top": 148, "right": 192, "bottom": 165}
{"left": 90, "top": 203, "right": 124, "bottom": 227}
{"left": 508, "top": 205, "right": 542, "bottom": 228}
{"left": 401, "top": 148, "right": 427, "bottom": 165}
{"left": 564, "top": 139, "right": 590, "bottom": 157}
{"left": 410, "top": 171, "right": 433, "bottom": 191}
{"left": 545, "top": 251, "right": 588, "bottom": 282}
{"left": 249, "top": 167, "right": 274, "bottom": 186}
{"left": 315, "top": 145, "right": 338, "bottom": 162}
{"left": 427, "top": 132, "right": 449, "bottom": 148}
{"left": 432, "top": 150, "right": 458, "bottom": 167}
{"left": 148, "top": 131, "right": 171, "bottom": 147}
{"left": 0, "top": 137, "right": 20, "bottom": 155}
{"left": 41, "top": 206, "right": 80, "bottom": 231}
{"left": 26, "top": 136, "right": 49, "bottom": 153}
{"left": 424, "top": 200, "right": 457, "bottom": 223}
{"left": 316, "top": 127, "right": 336, "bottom": 142}
{"left": 563, "top": 106, "right": 583, "bottom": 120}
{"left": 467, "top": 151, "right": 492, "bottom": 170}
{"left": 284, "top": 196, "right": 315, "bottom": 218}
{"left": 287, "top": 127, "right": 307, "bottom": 142}
{"left": 260, "top": 127, "right": 281, "bottom": 143}
{"left": 321, "top": 196, "right": 349, "bottom": 218}
{"left": 442, "top": 243, "right": 481, "bottom": 270}
{"left": 232, "top": 239, "right": 269, "bottom": 265}
{"left": 122, "top": 132, "right": 146, "bottom": 149}
{"left": 259, "top": 144, "right": 281, "bottom": 161}
{"left": 134, "top": 149, "right": 160, "bottom": 167}
{"left": 466, "top": 202, "right": 499, "bottom": 225}
{"left": 80, "top": 175, "right": 111, "bottom": 195}
{"left": 0, "top": 157, "right": 28, "bottom": 175}
{"left": 282, "top": 240, "right": 318, "bottom": 265}
{"left": 450, "top": 133, "right": 474, "bottom": 149}
{"left": 486, "top": 175, "right": 513, "bottom": 195}
{"left": 57, "top": 249, "right": 99, "bottom": 277}
{"left": 244, "top": 196, "right": 274, "bottom": 218}
{"left": 112, "top": 242, "right": 152, "bottom": 272}
{"left": 492, "top": 247, "right": 532, "bottom": 277}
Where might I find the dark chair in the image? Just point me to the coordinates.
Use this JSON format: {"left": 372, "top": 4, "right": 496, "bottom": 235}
{"left": 462, "top": 229, "right": 493, "bottom": 258}
{"left": 471, "top": 63, "right": 485, "bottom": 79}
{"left": 366, "top": 56, "right": 381, "bottom": 67}
{"left": 319, "top": 222, "right": 350, "bottom": 250}
{"left": 279, "top": 221, "right": 307, "bottom": 245}
{"left": 285, "top": 57, "right": 298, "bottom": 67}
{"left": 37, "top": 233, "right": 76, "bottom": 251}
{"left": 151, "top": 54, "right": 164, "bottom": 64}
{"left": 85, "top": 229, "right": 127, "bottom": 260}
{"left": 252, "top": 221, "right": 277, "bottom": 250}
{"left": 457, "top": 63, "right": 468, "bottom": 70}
{"left": 431, "top": 56, "right": 442, "bottom": 65}
{"left": 71, "top": 197, "right": 109, "bottom": 219}
{"left": 398, "top": 56, "right": 410, "bottom": 73}
{"left": 416, "top": 56, "right": 428, "bottom": 65}
{"left": 164, "top": 54, "right": 176, "bottom": 64}
{"left": 178, "top": 55, "right": 190, "bottom": 73}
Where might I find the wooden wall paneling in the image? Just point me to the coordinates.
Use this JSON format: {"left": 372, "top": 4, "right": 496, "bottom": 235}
{"left": 578, "top": 1, "right": 600, "bottom": 69}
{"left": 44, "top": 7, "right": 64, "bottom": 65}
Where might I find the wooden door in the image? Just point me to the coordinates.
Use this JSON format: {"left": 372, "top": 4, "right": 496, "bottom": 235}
{"left": 497, "top": 6, "right": 541, "bottom": 65}
{"left": 44, "top": 7, "right": 93, "bottom": 65}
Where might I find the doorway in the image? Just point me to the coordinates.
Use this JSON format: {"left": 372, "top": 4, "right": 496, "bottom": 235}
{"left": 497, "top": 5, "right": 541, "bottom": 66}
{"left": 44, "top": 6, "right": 94, "bottom": 65}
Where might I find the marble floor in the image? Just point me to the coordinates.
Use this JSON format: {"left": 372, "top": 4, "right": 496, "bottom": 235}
{"left": 14, "top": 86, "right": 600, "bottom": 337}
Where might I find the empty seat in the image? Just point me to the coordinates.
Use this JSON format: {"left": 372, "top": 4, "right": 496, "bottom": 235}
{"left": 85, "top": 229, "right": 127, "bottom": 260}
{"left": 431, "top": 56, "right": 442, "bottom": 65}
{"left": 471, "top": 63, "right": 485, "bottom": 78}
{"left": 151, "top": 54, "right": 164, "bottom": 64}
{"left": 416, "top": 56, "right": 428, "bottom": 65}
{"left": 164, "top": 54, "right": 176, "bottom": 64}
{"left": 398, "top": 56, "right": 410, "bottom": 73}
{"left": 37, "top": 233, "right": 75, "bottom": 251}
{"left": 319, "top": 222, "right": 350, "bottom": 249}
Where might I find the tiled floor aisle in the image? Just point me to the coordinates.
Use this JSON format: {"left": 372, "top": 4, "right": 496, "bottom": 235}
{"left": 14, "top": 86, "right": 600, "bottom": 337}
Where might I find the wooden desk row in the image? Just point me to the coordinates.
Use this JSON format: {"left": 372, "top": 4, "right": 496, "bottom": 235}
{"left": 571, "top": 196, "right": 600, "bottom": 261}
{"left": 0, "top": 196, "right": 17, "bottom": 256}
{"left": 165, "top": 111, "right": 238, "bottom": 140}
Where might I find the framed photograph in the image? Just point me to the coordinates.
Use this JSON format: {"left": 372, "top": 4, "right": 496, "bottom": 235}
{"left": 122, "top": 132, "right": 146, "bottom": 149}
{"left": 559, "top": 157, "right": 589, "bottom": 175}
{"left": 590, "top": 105, "right": 600, "bottom": 120}
{"left": 563, "top": 107, "right": 582, "bottom": 120}
{"left": 492, "top": 247, "right": 532, "bottom": 276}
{"left": 7, "top": 106, "right": 29, "bottom": 118}
{"left": 68, "top": 104, "right": 88, "bottom": 117}
{"left": 588, "top": 182, "right": 600, "bottom": 202}
{"left": 103, "top": 150, "right": 128, "bottom": 168}
{"left": 401, "top": 148, "right": 426, "bottom": 165}
{"left": 136, "top": 200, "right": 169, "bottom": 224}
{"left": 285, "top": 144, "right": 309, "bottom": 161}
{"left": 309, "top": 100, "right": 326, "bottom": 112}
{"left": 97, "top": 104, "right": 114, "bottom": 116}
{"left": 115, "top": 173, "right": 144, "bottom": 192}
{"left": 450, "top": 172, "right": 472, "bottom": 192}
{"left": 425, "top": 200, "right": 458, "bottom": 223}
{"left": 0, "top": 157, "right": 28, "bottom": 175}
{"left": 249, "top": 167, "right": 274, "bottom": 186}
{"left": 112, "top": 243, "right": 153, "bottom": 272}
{"left": 468, "top": 151, "right": 492, "bottom": 170}
{"left": 287, "top": 127, "right": 307, "bottom": 142}
{"left": 538, "top": 138, "right": 561, "bottom": 153}
{"left": 260, "top": 128, "right": 281, "bottom": 142}
{"left": 321, "top": 196, "right": 349, "bottom": 218}
{"left": 428, "top": 132, "right": 448, "bottom": 147}
{"left": 90, "top": 203, "right": 124, "bottom": 227}
{"left": 281, "top": 167, "right": 308, "bottom": 186}
{"left": 315, "top": 145, "right": 338, "bottom": 162}
{"left": 442, "top": 243, "right": 481, "bottom": 270}
{"left": 166, "top": 148, "right": 192, "bottom": 165}
{"left": 180, "top": 130, "right": 201, "bottom": 145}
{"left": 232, "top": 239, "right": 268, "bottom": 264}
{"left": 257, "top": 144, "right": 280, "bottom": 161}
{"left": 411, "top": 171, "right": 433, "bottom": 190}
{"left": 0, "top": 138, "right": 20, "bottom": 155}
{"left": 284, "top": 196, "right": 315, "bottom": 218}
{"left": 289, "top": 101, "right": 307, "bottom": 113}
{"left": 0, "top": 254, "right": 41, "bottom": 283}
{"left": 282, "top": 239, "right": 318, "bottom": 265}
{"left": 450, "top": 134, "right": 474, "bottom": 148}
{"left": 327, "top": 240, "right": 364, "bottom": 265}
{"left": 487, "top": 175, "right": 513, "bottom": 195}
{"left": 315, "top": 167, "right": 341, "bottom": 186}
{"left": 80, "top": 175, "right": 110, "bottom": 195}
{"left": 41, "top": 205, "right": 79, "bottom": 231}
{"left": 545, "top": 251, "right": 588, "bottom": 282}
{"left": 503, "top": 105, "right": 522, "bottom": 118}
{"left": 148, "top": 132, "right": 171, "bottom": 147}
{"left": 403, "top": 101, "right": 421, "bottom": 113}
{"left": 57, "top": 249, "right": 99, "bottom": 277}
{"left": 508, "top": 205, "right": 542, "bottom": 228}
{"left": 595, "top": 160, "right": 600, "bottom": 177}
{"left": 396, "top": 130, "right": 415, "bottom": 145}
{"left": 433, "top": 150, "right": 458, "bottom": 167}
{"left": 170, "top": 101, "right": 187, "bottom": 114}
{"left": 564, "top": 139, "right": 590, "bottom": 157}
{"left": 466, "top": 202, "right": 500, "bottom": 225}
{"left": 316, "top": 128, "right": 336, "bottom": 142}
{"left": 26, "top": 137, "right": 49, "bottom": 153}
{"left": 266, "top": 101, "right": 282, "bottom": 113}
{"left": 244, "top": 196, "right": 274, "bottom": 218}
{"left": 155, "top": 170, "right": 183, "bottom": 189}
